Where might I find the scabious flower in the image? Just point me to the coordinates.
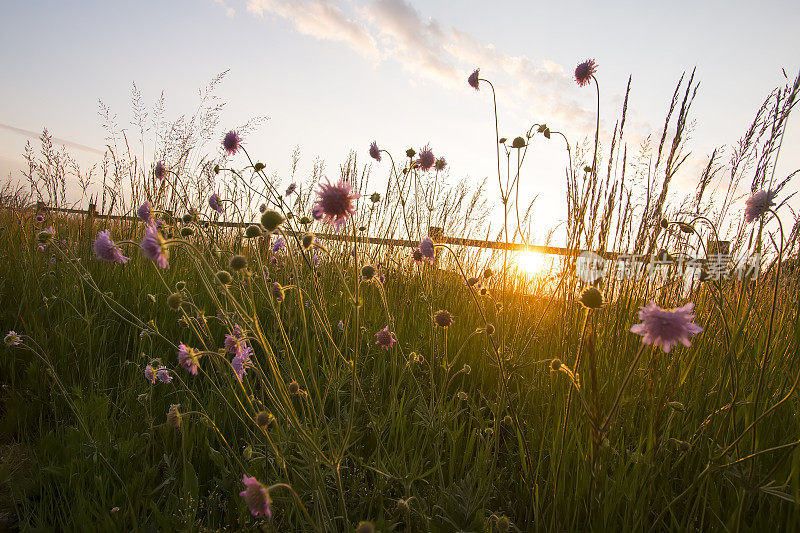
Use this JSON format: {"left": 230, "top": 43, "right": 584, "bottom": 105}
{"left": 285, "top": 182, "right": 297, "bottom": 197}
{"left": 240, "top": 475, "right": 272, "bottom": 518}
{"left": 271, "top": 282, "right": 286, "bottom": 302}
{"left": 434, "top": 157, "right": 447, "bottom": 171}
{"left": 137, "top": 201, "right": 153, "bottom": 224}
{"left": 223, "top": 130, "right": 241, "bottom": 156}
{"left": 94, "top": 230, "right": 130, "bottom": 263}
{"left": 231, "top": 345, "right": 253, "bottom": 382}
{"left": 167, "top": 404, "right": 181, "bottom": 428}
{"left": 369, "top": 141, "right": 381, "bottom": 162}
{"left": 630, "top": 302, "right": 703, "bottom": 353}
{"left": 313, "top": 178, "right": 360, "bottom": 228}
{"left": 177, "top": 343, "right": 201, "bottom": 375}
{"left": 144, "top": 364, "right": 156, "bottom": 384}
{"left": 154, "top": 161, "right": 165, "bottom": 181}
{"left": 375, "top": 326, "right": 396, "bottom": 350}
{"left": 209, "top": 193, "right": 224, "bottom": 214}
{"left": 468, "top": 68, "right": 480, "bottom": 90}
{"left": 272, "top": 237, "right": 285, "bottom": 254}
{"left": 224, "top": 324, "right": 245, "bottom": 355}
{"left": 156, "top": 367, "right": 173, "bottom": 384}
{"left": 419, "top": 237, "right": 435, "bottom": 262}
{"left": 418, "top": 145, "right": 435, "bottom": 171}
{"left": 141, "top": 224, "right": 169, "bottom": 268}
{"left": 744, "top": 189, "right": 776, "bottom": 223}
{"left": 4, "top": 331, "right": 21, "bottom": 347}
{"left": 574, "top": 59, "right": 597, "bottom": 87}
{"left": 412, "top": 248, "right": 424, "bottom": 264}
{"left": 433, "top": 309, "right": 454, "bottom": 329}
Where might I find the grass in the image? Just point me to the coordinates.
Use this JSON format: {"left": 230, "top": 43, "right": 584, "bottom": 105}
{"left": 1, "top": 66, "right": 800, "bottom": 532}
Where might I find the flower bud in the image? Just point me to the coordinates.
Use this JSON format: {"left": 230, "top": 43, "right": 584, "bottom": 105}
{"left": 511, "top": 136, "right": 526, "bottom": 149}
{"left": 244, "top": 224, "right": 262, "bottom": 238}
{"left": 229, "top": 255, "right": 248, "bottom": 272}
{"left": 405, "top": 148, "right": 416, "bottom": 158}
{"left": 213, "top": 164, "right": 220, "bottom": 175}
{"left": 370, "top": 192, "right": 381, "bottom": 203}
{"left": 254, "top": 162, "right": 265, "bottom": 171}
{"left": 579, "top": 287, "right": 603, "bottom": 309}
{"left": 677, "top": 222, "right": 695, "bottom": 234}
{"left": 356, "top": 522, "right": 374, "bottom": 533}
{"left": 167, "top": 404, "right": 181, "bottom": 428}
{"left": 180, "top": 227, "right": 194, "bottom": 237}
{"left": 299, "top": 216, "right": 312, "bottom": 225}
{"left": 550, "top": 358, "right": 562, "bottom": 371}
{"left": 260, "top": 210, "right": 284, "bottom": 233}
{"left": 167, "top": 292, "right": 183, "bottom": 310}
{"left": 361, "top": 264, "right": 376, "bottom": 280}
{"left": 301, "top": 233, "right": 315, "bottom": 250}
{"left": 287, "top": 380, "right": 300, "bottom": 395}
{"left": 256, "top": 411, "right": 275, "bottom": 427}
{"left": 483, "top": 267, "right": 493, "bottom": 279}
{"left": 215, "top": 270, "right": 232, "bottom": 284}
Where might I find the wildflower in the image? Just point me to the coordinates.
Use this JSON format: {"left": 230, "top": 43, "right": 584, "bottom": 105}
{"left": 433, "top": 310, "right": 454, "bottom": 329}
{"left": 223, "top": 130, "right": 241, "bottom": 155}
{"left": 240, "top": 475, "right": 272, "bottom": 518}
{"left": 167, "top": 404, "right": 181, "bottom": 428}
{"left": 216, "top": 270, "right": 232, "bottom": 284}
{"left": 272, "top": 237, "right": 285, "bottom": 254}
{"left": 177, "top": 343, "right": 201, "bottom": 375}
{"left": 630, "top": 302, "right": 703, "bottom": 353}
{"left": 93, "top": 230, "right": 130, "bottom": 263}
{"left": 144, "top": 363, "right": 156, "bottom": 384}
{"left": 412, "top": 248, "right": 424, "bottom": 264}
{"left": 167, "top": 292, "right": 183, "bottom": 310}
{"left": 245, "top": 224, "right": 262, "bottom": 238}
{"left": 361, "top": 264, "right": 376, "bottom": 280}
{"left": 231, "top": 347, "right": 252, "bottom": 382}
{"left": 285, "top": 182, "right": 297, "bottom": 197}
{"left": 313, "top": 178, "right": 360, "bottom": 228}
{"left": 406, "top": 148, "right": 416, "bottom": 158}
{"left": 375, "top": 326, "right": 396, "bottom": 350}
{"left": 5, "top": 331, "right": 21, "bottom": 347}
{"left": 301, "top": 233, "right": 315, "bottom": 250}
{"left": 154, "top": 161, "right": 165, "bottom": 181}
{"left": 209, "top": 193, "right": 224, "bottom": 214}
{"left": 434, "top": 157, "right": 447, "bottom": 171}
{"left": 287, "top": 380, "right": 300, "bottom": 395}
{"left": 574, "top": 59, "right": 597, "bottom": 87}
{"left": 511, "top": 137, "right": 526, "bottom": 149}
{"left": 338, "top": 320, "right": 344, "bottom": 331}
{"left": 419, "top": 237, "right": 435, "bottom": 262}
{"left": 379, "top": 274, "right": 386, "bottom": 284}
{"left": 369, "top": 192, "right": 381, "bottom": 204}
{"left": 744, "top": 189, "right": 776, "bottom": 223}
{"left": 256, "top": 411, "right": 274, "bottom": 427}
{"left": 468, "top": 68, "right": 480, "bottom": 90}
{"left": 260, "top": 210, "right": 285, "bottom": 232}
{"left": 417, "top": 145, "right": 435, "bottom": 171}
{"left": 137, "top": 201, "right": 153, "bottom": 224}
{"left": 369, "top": 141, "right": 381, "bottom": 162}
{"left": 38, "top": 226, "right": 55, "bottom": 243}
{"left": 271, "top": 282, "right": 286, "bottom": 302}
{"left": 140, "top": 224, "right": 169, "bottom": 269}
{"left": 156, "top": 367, "right": 173, "bottom": 384}
{"left": 35, "top": 214, "right": 44, "bottom": 224}
{"left": 579, "top": 287, "right": 603, "bottom": 309}
{"left": 224, "top": 324, "right": 245, "bottom": 355}
{"left": 229, "top": 254, "right": 248, "bottom": 272}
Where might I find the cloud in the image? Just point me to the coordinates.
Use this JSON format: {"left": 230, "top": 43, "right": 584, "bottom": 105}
{"left": 0, "top": 123, "right": 105, "bottom": 155}
{"left": 246, "top": 0, "right": 380, "bottom": 61}
{"left": 213, "top": 0, "right": 236, "bottom": 18}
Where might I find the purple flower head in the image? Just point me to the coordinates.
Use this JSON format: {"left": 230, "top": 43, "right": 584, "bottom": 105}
{"left": 141, "top": 224, "right": 169, "bottom": 268}
{"left": 224, "top": 324, "right": 245, "bottom": 355}
{"left": 313, "top": 178, "right": 360, "bottom": 228}
{"left": 155, "top": 218, "right": 165, "bottom": 230}
{"left": 434, "top": 157, "right": 447, "bottom": 171}
{"left": 574, "top": 59, "right": 597, "bottom": 87}
{"left": 630, "top": 302, "right": 703, "bottom": 353}
{"left": 223, "top": 130, "right": 241, "bottom": 156}
{"left": 240, "top": 475, "right": 272, "bottom": 518}
{"left": 231, "top": 346, "right": 253, "bottom": 382}
{"left": 285, "top": 182, "right": 297, "bottom": 197}
{"left": 271, "top": 282, "right": 285, "bottom": 302}
{"left": 744, "top": 189, "right": 776, "bottom": 223}
{"left": 5, "top": 331, "right": 22, "bottom": 347}
{"left": 369, "top": 141, "right": 381, "bottom": 162}
{"left": 272, "top": 237, "right": 285, "bottom": 254}
{"left": 338, "top": 320, "right": 344, "bottom": 331}
{"left": 433, "top": 309, "right": 454, "bottom": 329}
{"left": 177, "top": 343, "right": 201, "bottom": 375}
{"left": 209, "top": 193, "right": 224, "bottom": 214}
{"left": 379, "top": 274, "right": 386, "bottom": 284}
{"left": 418, "top": 145, "right": 435, "bottom": 171}
{"left": 419, "top": 237, "right": 435, "bottom": 262}
{"left": 259, "top": 203, "right": 267, "bottom": 214}
{"left": 375, "top": 326, "right": 396, "bottom": 350}
{"left": 35, "top": 214, "right": 44, "bottom": 224}
{"left": 37, "top": 243, "right": 46, "bottom": 252}
{"left": 137, "top": 201, "right": 153, "bottom": 224}
{"left": 412, "top": 248, "right": 424, "bottom": 264}
{"left": 154, "top": 161, "right": 165, "bottom": 181}
{"left": 144, "top": 364, "right": 156, "bottom": 384}
{"left": 94, "top": 230, "right": 129, "bottom": 263}
{"left": 312, "top": 253, "right": 320, "bottom": 267}
{"left": 156, "top": 366, "right": 173, "bottom": 384}
{"left": 270, "top": 256, "right": 278, "bottom": 266}
{"left": 468, "top": 68, "right": 480, "bottom": 90}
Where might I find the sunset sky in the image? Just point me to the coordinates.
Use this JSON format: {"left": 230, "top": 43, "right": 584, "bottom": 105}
{"left": 1, "top": 0, "right": 798, "bottom": 241}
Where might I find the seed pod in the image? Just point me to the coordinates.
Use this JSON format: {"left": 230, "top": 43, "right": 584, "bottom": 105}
{"left": 260, "top": 210, "right": 284, "bottom": 233}
{"left": 215, "top": 270, "right": 232, "bottom": 284}
{"left": 228, "top": 255, "right": 248, "bottom": 271}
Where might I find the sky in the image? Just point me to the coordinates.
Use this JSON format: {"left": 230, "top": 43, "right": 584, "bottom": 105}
{"left": 1, "top": 0, "right": 798, "bottom": 244}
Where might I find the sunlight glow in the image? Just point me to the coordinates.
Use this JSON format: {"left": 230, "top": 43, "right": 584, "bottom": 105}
{"left": 515, "top": 251, "right": 550, "bottom": 277}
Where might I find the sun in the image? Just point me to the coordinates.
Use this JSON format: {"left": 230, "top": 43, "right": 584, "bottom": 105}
{"left": 515, "top": 251, "right": 550, "bottom": 278}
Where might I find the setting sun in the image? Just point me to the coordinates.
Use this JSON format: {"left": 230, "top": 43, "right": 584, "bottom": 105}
{"left": 515, "top": 251, "right": 551, "bottom": 277}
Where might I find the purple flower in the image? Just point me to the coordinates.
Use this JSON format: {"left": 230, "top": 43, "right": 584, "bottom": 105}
{"left": 744, "top": 189, "right": 776, "bottom": 223}
{"left": 433, "top": 309, "right": 454, "bottom": 329}
{"left": 271, "top": 282, "right": 285, "bottom": 302}
{"left": 231, "top": 346, "right": 253, "bottom": 382}
{"left": 224, "top": 324, "right": 245, "bottom": 355}
{"left": 270, "top": 256, "right": 278, "bottom": 266}
{"left": 369, "top": 141, "right": 381, "bottom": 162}
{"left": 209, "top": 193, "right": 224, "bottom": 214}
{"left": 94, "top": 230, "right": 129, "bottom": 263}
{"left": 154, "top": 161, "right": 165, "bottom": 181}
{"left": 434, "top": 157, "right": 447, "bottom": 171}
{"left": 35, "top": 214, "right": 44, "bottom": 224}
{"left": 4, "top": 331, "right": 21, "bottom": 347}
{"left": 156, "top": 366, "right": 173, "bottom": 384}
{"left": 419, "top": 237, "right": 435, "bottom": 262}
{"left": 574, "top": 59, "right": 597, "bottom": 87}
{"left": 239, "top": 475, "right": 272, "bottom": 518}
{"left": 144, "top": 364, "right": 156, "bottom": 384}
{"left": 375, "top": 326, "right": 396, "bottom": 350}
{"left": 468, "top": 68, "right": 480, "bottom": 90}
{"left": 313, "top": 178, "right": 360, "bottom": 228}
{"left": 177, "top": 343, "right": 200, "bottom": 375}
{"left": 338, "top": 320, "right": 344, "bottom": 331}
{"left": 137, "top": 201, "right": 153, "bottom": 224}
{"left": 630, "top": 302, "right": 703, "bottom": 353}
{"left": 272, "top": 237, "right": 285, "bottom": 254}
{"left": 223, "top": 130, "right": 241, "bottom": 156}
{"left": 412, "top": 248, "right": 424, "bottom": 264}
{"left": 141, "top": 224, "right": 169, "bottom": 269}
{"left": 418, "top": 145, "right": 435, "bottom": 171}
{"left": 379, "top": 274, "right": 386, "bottom": 284}
{"left": 285, "top": 183, "right": 297, "bottom": 197}
{"left": 37, "top": 243, "right": 46, "bottom": 252}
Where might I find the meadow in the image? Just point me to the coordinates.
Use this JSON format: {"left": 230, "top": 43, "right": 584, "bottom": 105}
{"left": 1, "top": 62, "right": 800, "bottom": 532}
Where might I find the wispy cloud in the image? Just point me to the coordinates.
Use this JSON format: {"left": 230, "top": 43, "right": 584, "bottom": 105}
{"left": 0, "top": 123, "right": 105, "bottom": 155}
{"left": 246, "top": 0, "right": 380, "bottom": 61}
{"left": 214, "top": 0, "right": 236, "bottom": 18}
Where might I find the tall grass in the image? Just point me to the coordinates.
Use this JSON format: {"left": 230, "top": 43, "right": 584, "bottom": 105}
{"left": 1, "top": 64, "right": 799, "bottom": 532}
